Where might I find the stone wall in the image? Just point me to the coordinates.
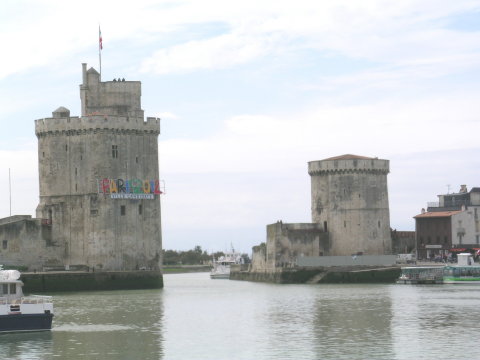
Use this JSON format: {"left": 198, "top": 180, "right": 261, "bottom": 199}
{"left": 391, "top": 230, "right": 415, "bottom": 254}
{"left": 21, "top": 270, "right": 163, "bottom": 292}
{"left": 230, "top": 266, "right": 401, "bottom": 284}
{"left": 263, "top": 221, "right": 327, "bottom": 272}
{"left": 251, "top": 242, "right": 267, "bottom": 272}
{"left": 0, "top": 217, "right": 62, "bottom": 271}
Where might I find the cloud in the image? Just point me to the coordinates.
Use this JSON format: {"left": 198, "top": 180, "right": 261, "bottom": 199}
{"left": 1, "top": 1, "right": 479, "bottom": 79}
{"left": 140, "top": 30, "right": 279, "bottom": 74}
{"left": 155, "top": 112, "right": 180, "bottom": 120}
{"left": 138, "top": 0, "right": 480, "bottom": 75}
{"left": 160, "top": 91, "right": 480, "bottom": 176}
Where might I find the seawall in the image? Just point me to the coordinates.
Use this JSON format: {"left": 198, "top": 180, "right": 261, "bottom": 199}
{"left": 21, "top": 270, "right": 163, "bottom": 293}
{"left": 230, "top": 266, "right": 401, "bottom": 284}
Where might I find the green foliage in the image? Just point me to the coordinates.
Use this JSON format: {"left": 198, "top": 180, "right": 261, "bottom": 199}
{"left": 162, "top": 246, "right": 212, "bottom": 265}
{"left": 161, "top": 247, "right": 251, "bottom": 265}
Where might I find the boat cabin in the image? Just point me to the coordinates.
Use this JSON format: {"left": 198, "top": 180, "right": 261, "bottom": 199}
{"left": 457, "top": 253, "right": 475, "bottom": 266}
{"left": 0, "top": 270, "right": 24, "bottom": 303}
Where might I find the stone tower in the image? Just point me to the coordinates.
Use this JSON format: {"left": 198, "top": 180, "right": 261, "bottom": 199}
{"left": 35, "top": 63, "right": 162, "bottom": 271}
{"left": 308, "top": 154, "right": 391, "bottom": 255}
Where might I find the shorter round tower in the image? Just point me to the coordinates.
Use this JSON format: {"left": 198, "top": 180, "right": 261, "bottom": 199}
{"left": 308, "top": 154, "right": 391, "bottom": 255}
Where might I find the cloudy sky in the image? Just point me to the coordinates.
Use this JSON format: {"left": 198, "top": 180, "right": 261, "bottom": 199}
{"left": 1, "top": 0, "right": 479, "bottom": 253}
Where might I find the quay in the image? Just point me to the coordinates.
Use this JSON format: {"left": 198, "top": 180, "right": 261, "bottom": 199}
{"left": 230, "top": 265, "right": 402, "bottom": 284}
{"left": 21, "top": 270, "right": 163, "bottom": 293}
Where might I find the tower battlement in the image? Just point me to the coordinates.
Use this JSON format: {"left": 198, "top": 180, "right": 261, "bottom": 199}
{"left": 35, "top": 115, "right": 160, "bottom": 137}
{"left": 308, "top": 155, "right": 389, "bottom": 176}
{"left": 80, "top": 63, "right": 144, "bottom": 117}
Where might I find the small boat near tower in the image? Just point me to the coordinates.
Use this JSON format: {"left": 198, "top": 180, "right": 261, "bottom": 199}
{"left": 0, "top": 268, "right": 54, "bottom": 333}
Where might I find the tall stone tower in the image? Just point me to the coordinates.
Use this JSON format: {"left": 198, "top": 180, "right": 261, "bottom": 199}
{"left": 308, "top": 154, "right": 391, "bottom": 255}
{"left": 35, "top": 63, "right": 162, "bottom": 271}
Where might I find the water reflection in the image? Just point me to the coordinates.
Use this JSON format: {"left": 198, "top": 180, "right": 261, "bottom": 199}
{"left": 312, "top": 285, "right": 394, "bottom": 360}
{"left": 391, "top": 284, "right": 480, "bottom": 359}
{"left": 51, "top": 289, "right": 164, "bottom": 360}
{"left": 2, "top": 274, "right": 480, "bottom": 359}
{"left": 0, "top": 331, "right": 53, "bottom": 359}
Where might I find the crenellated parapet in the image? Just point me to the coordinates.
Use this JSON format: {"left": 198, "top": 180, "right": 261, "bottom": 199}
{"left": 35, "top": 115, "right": 160, "bottom": 137}
{"left": 308, "top": 156, "right": 389, "bottom": 176}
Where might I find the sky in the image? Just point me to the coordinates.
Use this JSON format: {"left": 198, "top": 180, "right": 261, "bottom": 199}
{"left": 0, "top": 0, "right": 480, "bottom": 254}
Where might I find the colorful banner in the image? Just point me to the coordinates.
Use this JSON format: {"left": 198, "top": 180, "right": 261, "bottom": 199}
{"left": 98, "top": 178, "right": 162, "bottom": 199}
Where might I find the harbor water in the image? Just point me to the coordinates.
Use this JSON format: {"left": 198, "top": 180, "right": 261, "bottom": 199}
{"left": 1, "top": 272, "right": 480, "bottom": 359}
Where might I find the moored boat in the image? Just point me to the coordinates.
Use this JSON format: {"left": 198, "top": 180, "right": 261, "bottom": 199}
{"left": 443, "top": 253, "right": 480, "bottom": 284}
{"left": 0, "top": 268, "right": 54, "bottom": 333}
{"left": 397, "top": 266, "right": 444, "bottom": 284}
{"left": 210, "top": 251, "right": 243, "bottom": 279}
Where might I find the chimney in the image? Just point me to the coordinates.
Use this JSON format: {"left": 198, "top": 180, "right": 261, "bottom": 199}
{"left": 460, "top": 185, "right": 468, "bottom": 193}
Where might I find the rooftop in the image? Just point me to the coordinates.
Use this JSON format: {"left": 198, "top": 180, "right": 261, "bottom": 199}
{"left": 322, "top": 154, "right": 375, "bottom": 161}
{"left": 414, "top": 210, "right": 462, "bottom": 219}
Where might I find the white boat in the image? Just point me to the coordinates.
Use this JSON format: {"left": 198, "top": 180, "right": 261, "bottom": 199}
{"left": 0, "top": 268, "right": 54, "bottom": 333}
{"left": 397, "top": 266, "right": 444, "bottom": 284}
{"left": 210, "top": 252, "right": 243, "bottom": 279}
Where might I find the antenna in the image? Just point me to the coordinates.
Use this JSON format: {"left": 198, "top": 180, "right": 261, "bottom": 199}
{"left": 9, "top": 168, "right": 11, "bottom": 216}
{"left": 446, "top": 184, "right": 451, "bottom": 194}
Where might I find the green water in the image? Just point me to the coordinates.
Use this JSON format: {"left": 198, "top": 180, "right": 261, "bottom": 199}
{"left": 1, "top": 272, "right": 480, "bottom": 359}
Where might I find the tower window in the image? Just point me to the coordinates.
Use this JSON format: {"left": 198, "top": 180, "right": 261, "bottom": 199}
{"left": 65, "top": 144, "right": 68, "bottom": 151}
{"left": 112, "top": 145, "right": 118, "bottom": 158}
{"left": 2, "top": 240, "right": 7, "bottom": 250}
{"left": 120, "top": 205, "right": 126, "bottom": 216}
{"left": 139, "top": 204, "right": 143, "bottom": 215}
{"left": 75, "top": 168, "right": 77, "bottom": 176}
{"left": 136, "top": 156, "right": 139, "bottom": 164}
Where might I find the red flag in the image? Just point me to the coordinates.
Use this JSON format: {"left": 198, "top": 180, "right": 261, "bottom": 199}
{"left": 99, "top": 27, "right": 103, "bottom": 50}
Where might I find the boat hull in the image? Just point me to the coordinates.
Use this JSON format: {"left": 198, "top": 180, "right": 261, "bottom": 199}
{"left": 0, "top": 312, "right": 53, "bottom": 333}
{"left": 397, "top": 279, "right": 443, "bottom": 284}
{"left": 443, "top": 277, "right": 480, "bottom": 284}
{"left": 210, "top": 273, "right": 230, "bottom": 279}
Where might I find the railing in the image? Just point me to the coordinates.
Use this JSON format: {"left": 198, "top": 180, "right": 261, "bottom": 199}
{"left": 0, "top": 295, "right": 52, "bottom": 305}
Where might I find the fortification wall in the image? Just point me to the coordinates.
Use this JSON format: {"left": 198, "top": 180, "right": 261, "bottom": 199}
{"left": 21, "top": 270, "right": 163, "bottom": 292}
{"left": 265, "top": 221, "right": 327, "bottom": 272}
{"left": 0, "top": 218, "right": 62, "bottom": 271}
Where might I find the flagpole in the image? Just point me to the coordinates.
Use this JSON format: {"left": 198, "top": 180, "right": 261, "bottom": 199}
{"left": 9, "top": 168, "right": 11, "bottom": 216}
{"left": 99, "top": 26, "right": 102, "bottom": 81}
